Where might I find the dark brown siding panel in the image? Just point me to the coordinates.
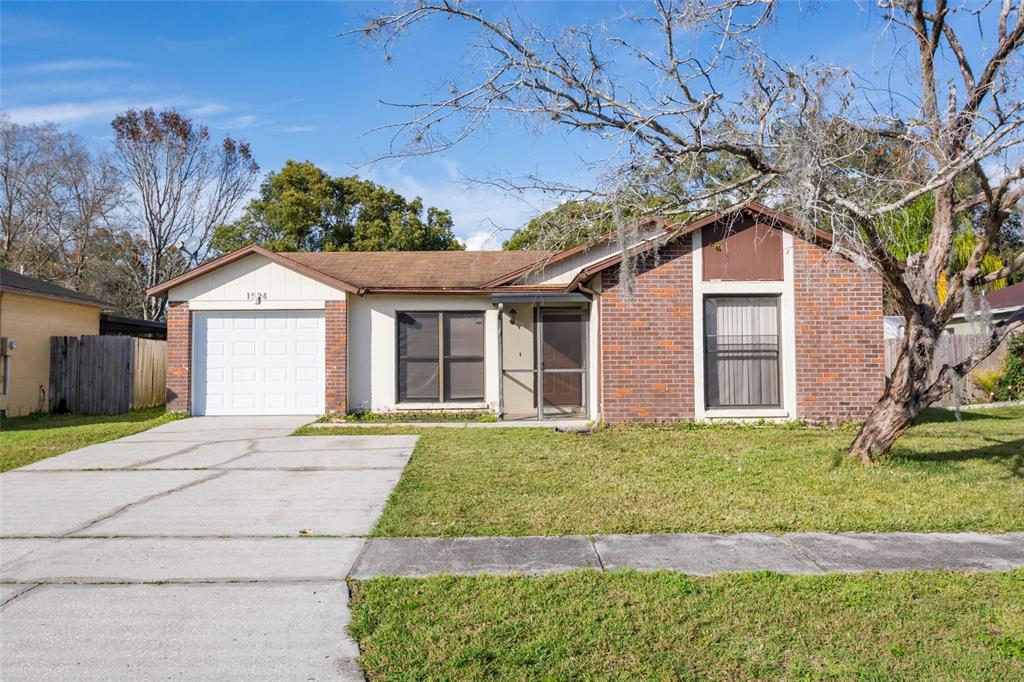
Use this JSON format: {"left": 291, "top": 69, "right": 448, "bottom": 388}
{"left": 702, "top": 218, "right": 784, "bottom": 281}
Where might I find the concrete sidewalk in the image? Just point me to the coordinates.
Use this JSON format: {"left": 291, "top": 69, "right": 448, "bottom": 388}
{"left": 349, "top": 532, "right": 1024, "bottom": 579}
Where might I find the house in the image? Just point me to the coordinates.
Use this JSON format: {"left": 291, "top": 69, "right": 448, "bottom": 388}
{"left": 0, "top": 269, "right": 107, "bottom": 416}
{"left": 147, "top": 204, "right": 884, "bottom": 423}
{"left": 946, "top": 280, "right": 1024, "bottom": 335}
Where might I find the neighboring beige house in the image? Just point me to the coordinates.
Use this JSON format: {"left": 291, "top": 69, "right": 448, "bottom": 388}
{"left": 0, "top": 269, "right": 106, "bottom": 417}
{"left": 947, "top": 280, "right": 1024, "bottom": 335}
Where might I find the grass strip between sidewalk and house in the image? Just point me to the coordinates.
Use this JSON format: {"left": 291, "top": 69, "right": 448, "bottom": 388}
{"left": 296, "top": 407, "right": 1024, "bottom": 536}
{"left": 0, "top": 408, "right": 180, "bottom": 472}
{"left": 349, "top": 569, "right": 1024, "bottom": 681}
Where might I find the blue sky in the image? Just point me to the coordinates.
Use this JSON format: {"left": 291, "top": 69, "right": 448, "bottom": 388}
{"left": 2, "top": 1, "right": 905, "bottom": 248}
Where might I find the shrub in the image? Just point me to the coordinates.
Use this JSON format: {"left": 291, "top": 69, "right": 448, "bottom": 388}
{"left": 970, "top": 369, "right": 1004, "bottom": 402}
{"left": 994, "top": 333, "right": 1024, "bottom": 401}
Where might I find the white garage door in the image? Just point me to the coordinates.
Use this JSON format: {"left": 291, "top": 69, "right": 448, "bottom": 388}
{"left": 192, "top": 311, "right": 325, "bottom": 416}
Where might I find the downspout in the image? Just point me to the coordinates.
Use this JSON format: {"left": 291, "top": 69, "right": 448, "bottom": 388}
{"left": 496, "top": 302, "right": 504, "bottom": 419}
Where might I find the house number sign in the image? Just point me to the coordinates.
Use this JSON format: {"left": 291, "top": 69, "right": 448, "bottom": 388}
{"left": 246, "top": 291, "right": 268, "bottom": 305}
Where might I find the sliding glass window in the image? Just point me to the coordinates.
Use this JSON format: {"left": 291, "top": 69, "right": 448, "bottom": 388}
{"left": 398, "top": 312, "right": 484, "bottom": 403}
{"left": 703, "top": 296, "right": 781, "bottom": 408}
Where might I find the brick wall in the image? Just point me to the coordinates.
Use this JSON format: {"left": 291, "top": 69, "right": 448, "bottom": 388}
{"left": 165, "top": 301, "right": 191, "bottom": 413}
{"left": 794, "top": 239, "right": 884, "bottom": 422}
{"left": 600, "top": 237, "right": 695, "bottom": 423}
{"left": 325, "top": 299, "right": 347, "bottom": 413}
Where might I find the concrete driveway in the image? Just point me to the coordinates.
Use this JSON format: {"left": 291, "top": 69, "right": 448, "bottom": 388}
{"left": 0, "top": 416, "right": 416, "bottom": 681}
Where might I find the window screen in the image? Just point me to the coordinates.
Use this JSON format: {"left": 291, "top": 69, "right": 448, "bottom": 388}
{"left": 704, "top": 296, "right": 780, "bottom": 408}
{"left": 398, "top": 313, "right": 440, "bottom": 401}
{"left": 443, "top": 313, "right": 485, "bottom": 401}
{"left": 398, "top": 312, "right": 484, "bottom": 402}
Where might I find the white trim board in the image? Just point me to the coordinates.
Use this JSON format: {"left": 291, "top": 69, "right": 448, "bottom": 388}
{"left": 691, "top": 228, "right": 798, "bottom": 421}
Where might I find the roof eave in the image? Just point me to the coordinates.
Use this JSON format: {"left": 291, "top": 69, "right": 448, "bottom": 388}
{"left": 146, "top": 245, "right": 361, "bottom": 298}
{"left": 482, "top": 218, "right": 670, "bottom": 288}
{"left": 360, "top": 284, "right": 568, "bottom": 295}
{"left": 950, "top": 304, "right": 1024, "bottom": 320}
{"left": 0, "top": 285, "right": 109, "bottom": 309}
{"left": 560, "top": 202, "right": 840, "bottom": 288}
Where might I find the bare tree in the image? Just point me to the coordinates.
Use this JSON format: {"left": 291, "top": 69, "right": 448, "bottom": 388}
{"left": 111, "top": 108, "right": 259, "bottom": 319}
{"left": 358, "top": 0, "right": 1024, "bottom": 462}
{"left": 1, "top": 118, "right": 124, "bottom": 295}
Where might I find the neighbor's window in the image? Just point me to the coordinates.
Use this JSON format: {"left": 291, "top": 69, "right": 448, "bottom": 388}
{"left": 398, "top": 312, "right": 485, "bottom": 402}
{"left": 703, "top": 296, "right": 781, "bottom": 408}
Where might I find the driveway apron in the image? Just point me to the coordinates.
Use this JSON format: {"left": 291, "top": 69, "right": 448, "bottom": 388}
{"left": 0, "top": 416, "right": 416, "bottom": 681}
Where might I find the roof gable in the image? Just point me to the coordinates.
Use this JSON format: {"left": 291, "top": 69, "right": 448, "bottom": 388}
{"left": 147, "top": 245, "right": 361, "bottom": 298}
{"left": 146, "top": 204, "right": 833, "bottom": 298}
{"left": 147, "top": 245, "right": 553, "bottom": 297}
{"left": 560, "top": 203, "right": 837, "bottom": 290}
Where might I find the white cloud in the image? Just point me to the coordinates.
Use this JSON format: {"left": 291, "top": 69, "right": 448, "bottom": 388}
{"left": 21, "top": 58, "right": 137, "bottom": 74}
{"left": 188, "top": 103, "right": 229, "bottom": 116}
{"left": 223, "top": 114, "right": 257, "bottom": 129}
{"left": 3, "top": 96, "right": 235, "bottom": 127}
{"left": 276, "top": 125, "right": 315, "bottom": 133}
{"left": 3, "top": 98, "right": 178, "bottom": 125}
{"left": 462, "top": 229, "right": 503, "bottom": 251}
{"left": 365, "top": 159, "right": 557, "bottom": 249}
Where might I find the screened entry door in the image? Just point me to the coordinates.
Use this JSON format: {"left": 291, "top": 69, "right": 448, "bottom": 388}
{"left": 538, "top": 309, "right": 586, "bottom": 417}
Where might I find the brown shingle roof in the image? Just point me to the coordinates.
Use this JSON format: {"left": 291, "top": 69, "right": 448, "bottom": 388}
{"left": 281, "top": 250, "right": 552, "bottom": 290}
{"left": 0, "top": 268, "right": 108, "bottom": 307}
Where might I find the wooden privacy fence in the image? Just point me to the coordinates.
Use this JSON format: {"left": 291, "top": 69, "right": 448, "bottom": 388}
{"left": 49, "top": 336, "right": 167, "bottom": 415}
{"left": 884, "top": 333, "right": 1007, "bottom": 403}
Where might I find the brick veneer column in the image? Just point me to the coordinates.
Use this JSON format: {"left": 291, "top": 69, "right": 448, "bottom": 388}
{"left": 600, "top": 237, "right": 695, "bottom": 423}
{"left": 165, "top": 301, "right": 192, "bottom": 414}
{"left": 794, "top": 239, "right": 884, "bottom": 422}
{"left": 325, "top": 299, "right": 348, "bottom": 414}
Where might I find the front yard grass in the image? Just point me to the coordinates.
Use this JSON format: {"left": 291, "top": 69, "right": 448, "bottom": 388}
{"left": 349, "top": 569, "right": 1024, "bottom": 680}
{"left": 298, "top": 407, "right": 1024, "bottom": 535}
{"left": 0, "top": 408, "right": 179, "bottom": 472}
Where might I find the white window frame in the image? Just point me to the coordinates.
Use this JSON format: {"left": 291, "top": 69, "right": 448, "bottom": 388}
{"left": 692, "top": 227, "right": 798, "bottom": 421}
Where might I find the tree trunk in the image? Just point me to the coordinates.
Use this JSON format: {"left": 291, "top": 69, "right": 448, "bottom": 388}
{"left": 847, "top": 316, "right": 943, "bottom": 464}
{"left": 847, "top": 390, "right": 923, "bottom": 465}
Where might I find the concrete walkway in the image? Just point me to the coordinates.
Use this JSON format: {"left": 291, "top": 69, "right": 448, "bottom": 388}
{"left": 350, "top": 532, "right": 1024, "bottom": 579}
{"left": 0, "top": 417, "right": 417, "bottom": 682}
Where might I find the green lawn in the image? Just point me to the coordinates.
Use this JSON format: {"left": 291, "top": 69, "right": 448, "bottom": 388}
{"left": 299, "top": 407, "right": 1024, "bottom": 536}
{"left": 0, "top": 408, "right": 180, "bottom": 472}
{"left": 349, "top": 570, "right": 1024, "bottom": 680}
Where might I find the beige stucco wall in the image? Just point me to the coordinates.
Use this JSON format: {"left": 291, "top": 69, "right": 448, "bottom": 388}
{"left": 0, "top": 292, "right": 100, "bottom": 416}
{"left": 346, "top": 294, "right": 500, "bottom": 413}
{"left": 501, "top": 303, "right": 536, "bottom": 415}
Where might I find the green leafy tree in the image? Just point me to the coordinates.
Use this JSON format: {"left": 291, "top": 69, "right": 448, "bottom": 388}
{"left": 504, "top": 201, "right": 619, "bottom": 251}
{"left": 879, "top": 195, "right": 1006, "bottom": 306}
{"left": 212, "top": 161, "right": 462, "bottom": 253}
{"left": 505, "top": 153, "right": 752, "bottom": 251}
